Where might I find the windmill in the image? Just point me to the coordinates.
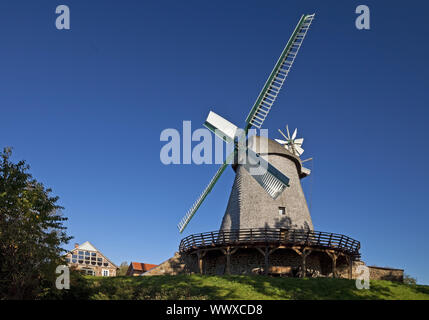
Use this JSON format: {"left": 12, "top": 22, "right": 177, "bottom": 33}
{"left": 177, "top": 14, "right": 315, "bottom": 233}
{"left": 275, "top": 125, "right": 305, "bottom": 157}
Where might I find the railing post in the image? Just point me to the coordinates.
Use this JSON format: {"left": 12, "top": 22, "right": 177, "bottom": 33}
{"left": 338, "top": 235, "right": 344, "bottom": 248}
{"left": 343, "top": 237, "right": 349, "bottom": 250}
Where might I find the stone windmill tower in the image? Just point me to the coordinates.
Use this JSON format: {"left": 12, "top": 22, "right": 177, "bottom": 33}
{"left": 220, "top": 134, "right": 313, "bottom": 232}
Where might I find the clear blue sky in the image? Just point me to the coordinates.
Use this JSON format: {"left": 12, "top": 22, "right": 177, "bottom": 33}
{"left": 1, "top": 1, "right": 428, "bottom": 284}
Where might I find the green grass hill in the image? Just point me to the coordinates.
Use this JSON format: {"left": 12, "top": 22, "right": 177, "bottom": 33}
{"left": 61, "top": 274, "right": 429, "bottom": 300}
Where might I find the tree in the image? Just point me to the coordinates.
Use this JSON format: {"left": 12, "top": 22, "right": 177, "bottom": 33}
{"left": 0, "top": 147, "right": 72, "bottom": 299}
{"left": 117, "top": 262, "right": 129, "bottom": 276}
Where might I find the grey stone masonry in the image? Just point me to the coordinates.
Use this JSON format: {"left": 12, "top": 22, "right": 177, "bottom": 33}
{"left": 220, "top": 135, "right": 313, "bottom": 231}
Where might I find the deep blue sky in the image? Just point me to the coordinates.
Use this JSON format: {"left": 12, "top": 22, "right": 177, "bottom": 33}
{"left": 1, "top": 1, "right": 428, "bottom": 284}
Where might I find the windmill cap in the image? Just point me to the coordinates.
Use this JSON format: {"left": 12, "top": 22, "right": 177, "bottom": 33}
{"left": 233, "top": 135, "right": 309, "bottom": 179}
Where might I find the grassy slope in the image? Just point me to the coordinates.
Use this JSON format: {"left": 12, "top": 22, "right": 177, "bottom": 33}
{"left": 76, "top": 275, "right": 429, "bottom": 300}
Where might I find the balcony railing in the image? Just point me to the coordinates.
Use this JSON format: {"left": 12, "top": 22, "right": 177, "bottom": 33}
{"left": 179, "top": 228, "right": 360, "bottom": 258}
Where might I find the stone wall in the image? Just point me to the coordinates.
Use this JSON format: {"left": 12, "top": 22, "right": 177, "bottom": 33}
{"left": 337, "top": 260, "right": 366, "bottom": 279}
{"left": 143, "top": 252, "right": 198, "bottom": 276}
{"left": 368, "top": 266, "right": 404, "bottom": 282}
{"left": 336, "top": 262, "right": 404, "bottom": 282}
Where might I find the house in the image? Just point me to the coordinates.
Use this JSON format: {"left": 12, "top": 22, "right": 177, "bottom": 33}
{"left": 126, "top": 262, "right": 158, "bottom": 276}
{"left": 65, "top": 241, "right": 118, "bottom": 277}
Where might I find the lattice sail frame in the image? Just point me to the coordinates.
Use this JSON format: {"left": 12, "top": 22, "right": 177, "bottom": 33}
{"left": 245, "top": 14, "right": 315, "bottom": 131}
{"left": 177, "top": 162, "right": 229, "bottom": 233}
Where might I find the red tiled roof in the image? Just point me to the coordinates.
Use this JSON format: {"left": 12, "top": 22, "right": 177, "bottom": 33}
{"left": 131, "top": 262, "right": 158, "bottom": 272}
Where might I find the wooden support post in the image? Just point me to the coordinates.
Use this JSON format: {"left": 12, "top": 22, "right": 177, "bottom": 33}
{"left": 222, "top": 247, "right": 238, "bottom": 275}
{"left": 291, "top": 247, "right": 311, "bottom": 278}
{"left": 301, "top": 248, "right": 312, "bottom": 278}
{"left": 326, "top": 250, "right": 338, "bottom": 278}
{"left": 255, "top": 247, "right": 270, "bottom": 275}
{"left": 225, "top": 247, "right": 231, "bottom": 275}
{"left": 197, "top": 250, "right": 206, "bottom": 275}
{"left": 264, "top": 247, "right": 269, "bottom": 275}
{"left": 346, "top": 255, "right": 353, "bottom": 279}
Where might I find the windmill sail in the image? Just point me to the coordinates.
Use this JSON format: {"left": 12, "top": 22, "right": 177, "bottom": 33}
{"left": 241, "top": 149, "right": 290, "bottom": 199}
{"left": 245, "top": 14, "right": 315, "bottom": 131}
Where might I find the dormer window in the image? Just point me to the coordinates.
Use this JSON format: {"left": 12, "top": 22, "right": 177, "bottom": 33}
{"left": 279, "top": 207, "right": 286, "bottom": 215}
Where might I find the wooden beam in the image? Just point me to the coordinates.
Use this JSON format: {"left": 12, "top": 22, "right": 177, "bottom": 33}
{"left": 264, "top": 247, "right": 269, "bottom": 275}
{"left": 197, "top": 250, "right": 206, "bottom": 275}
{"left": 255, "top": 247, "right": 266, "bottom": 257}
{"left": 292, "top": 247, "right": 302, "bottom": 256}
{"left": 300, "top": 248, "right": 312, "bottom": 278}
{"left": 325, "top": 250, "right": 338, "bottom": 278}
{"left": 224, "top": 247, "right": 231, "bottom": 275}
{"left": 346, "top": 255, "right": 353, "bottom": 279}
{"left": 254, "top": 247, "right": 271, "bottom": 275}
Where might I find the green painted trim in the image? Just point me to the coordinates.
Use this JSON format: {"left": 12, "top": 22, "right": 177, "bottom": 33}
{"left": 244, "top": 14, "right": 308, "bottom": 132}
{"left": 179, "top": 149, "right": 237, "bottom": 232}
{"left": 203, "top": 121, "right": 234, "bottom": 143}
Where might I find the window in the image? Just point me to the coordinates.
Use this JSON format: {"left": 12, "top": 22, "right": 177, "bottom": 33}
{"left": 103, "top": 263, "right": 109, "bottom": 267}
{"left": 85, "top": 251, "right": 90, "bottom": 256}
{"left": 78, "top": 255, "right": 84, "bottom": 260}
{"left": 72, "top": 259, "right": 77, "bottom": 263}
{"left": 78, "top": 251, "right": 84, "bottom": 255}
{"left": 65, "top": 258, "right": 70, "bottom": 263}
{"left": 82, "top": 268, "right": 94, "bottom": 276}
{"left": 279, "top": 207, "right": 286, "bottom": 215}
{"left": 97, "top": 258, "right": 102, "bottom": 262}
{"left": 91, "top": 252, "right": 96, "bottom": 257}
{"left": 72, "top": 254, "right": 77, "bottom": 259}
{"left": 102, "top": 269, "right": 109, "bottom": 277}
